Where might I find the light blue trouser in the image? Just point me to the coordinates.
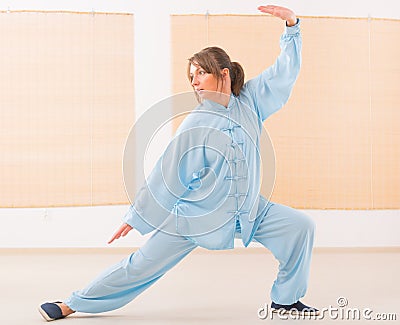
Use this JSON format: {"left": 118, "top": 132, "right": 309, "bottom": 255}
{"left": 64, "top": 202, "right": 315, "bottom": 313}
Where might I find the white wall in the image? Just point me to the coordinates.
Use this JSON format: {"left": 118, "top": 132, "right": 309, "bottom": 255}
{"left": 0, "top": 206, "right": 399, "bottom": 248}
{"left": 1, "top": 0, "right": 399, "bottom": 248}
{"left": 2, "top": 0, "right": 400, "bottom": 17}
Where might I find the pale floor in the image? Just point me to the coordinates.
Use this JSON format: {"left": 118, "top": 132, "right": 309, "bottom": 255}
{"left": 1, "top": 248, "right": 399, "bottom": 324}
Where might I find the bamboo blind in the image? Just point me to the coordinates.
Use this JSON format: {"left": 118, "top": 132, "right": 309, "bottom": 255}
{"left": 0, "top": 11, "right": 134, "bottom": 207}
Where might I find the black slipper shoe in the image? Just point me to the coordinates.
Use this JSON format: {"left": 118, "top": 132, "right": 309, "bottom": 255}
{"left": 38, "top": 301, "right": 66, "bottom": 322}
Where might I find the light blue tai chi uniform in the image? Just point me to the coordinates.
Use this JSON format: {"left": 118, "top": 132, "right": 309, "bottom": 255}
{"left": 65, "top": 19, "right": 315, "bottom": 313}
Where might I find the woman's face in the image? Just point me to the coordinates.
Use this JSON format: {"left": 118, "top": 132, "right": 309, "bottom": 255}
{"left": 189, "top": 63, "right": 221, "bottom": 96}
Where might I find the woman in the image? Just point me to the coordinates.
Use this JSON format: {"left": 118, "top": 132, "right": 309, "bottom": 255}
{"left": 39, "top": 5, "right": 318, "bottom": 321}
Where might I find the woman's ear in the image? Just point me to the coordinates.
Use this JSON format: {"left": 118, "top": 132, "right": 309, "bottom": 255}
{"left": 221, "top": 68, "right": 230, "bottom": 79}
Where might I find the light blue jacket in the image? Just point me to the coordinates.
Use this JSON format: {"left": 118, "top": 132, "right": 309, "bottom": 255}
{"left": 124, "top": 20, "right": 302, "bottom": 250}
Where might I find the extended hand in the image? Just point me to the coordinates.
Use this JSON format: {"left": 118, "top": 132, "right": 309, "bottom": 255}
{"left": 258, "top": 5, "right": 297, "bottom": 26}
{"left": 108, "top": 223, "right": 133, "bottom": 244}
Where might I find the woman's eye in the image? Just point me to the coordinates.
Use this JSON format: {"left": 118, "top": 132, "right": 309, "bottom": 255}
{"left": 199, "top": 70, "right": 206, "bottom": 75}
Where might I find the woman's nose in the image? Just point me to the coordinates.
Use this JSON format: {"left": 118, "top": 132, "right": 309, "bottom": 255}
{"left": 191, "top": 75, "right": 199, "bottom": 87}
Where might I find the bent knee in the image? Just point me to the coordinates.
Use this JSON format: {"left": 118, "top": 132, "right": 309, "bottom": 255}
{"left": 273, "top": 204, "right": 315, "bottom": 235}
{"left": 295, "top": 211, "right": 316, "bottom": 235}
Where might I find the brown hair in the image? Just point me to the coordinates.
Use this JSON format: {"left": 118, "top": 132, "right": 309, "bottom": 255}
{"left": 187, "top": 47, "right": 245, "bottom": 97}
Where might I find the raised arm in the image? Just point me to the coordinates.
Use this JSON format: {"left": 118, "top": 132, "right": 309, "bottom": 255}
{"left": 246, "top": 5, "right": 302, "bottom": 121}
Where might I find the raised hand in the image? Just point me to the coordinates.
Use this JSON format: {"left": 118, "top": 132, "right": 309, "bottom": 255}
{"left": 258, "top": 5, "right": 297, "bottom": 26}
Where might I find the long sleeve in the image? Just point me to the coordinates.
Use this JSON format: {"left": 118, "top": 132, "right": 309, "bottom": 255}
{"left": 123, "top": 158, "right": 183, "bottom": 235}
{"left": 245, "top": 18, "right": 302, "bottom": 121}
{"left": 123, "top": 116, "right": 206, "bottom": 235}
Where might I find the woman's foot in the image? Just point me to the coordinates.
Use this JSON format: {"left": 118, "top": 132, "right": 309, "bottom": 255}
{"left": 38, "top": 301, "right": 75, "bottom": 321}
{"left": 271, "top": 300, "right": 319, "bottom": 315}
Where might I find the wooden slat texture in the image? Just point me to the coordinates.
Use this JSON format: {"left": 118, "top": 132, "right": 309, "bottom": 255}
{"left": 0, "top": 12, "right": 134, "bottom": 207}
